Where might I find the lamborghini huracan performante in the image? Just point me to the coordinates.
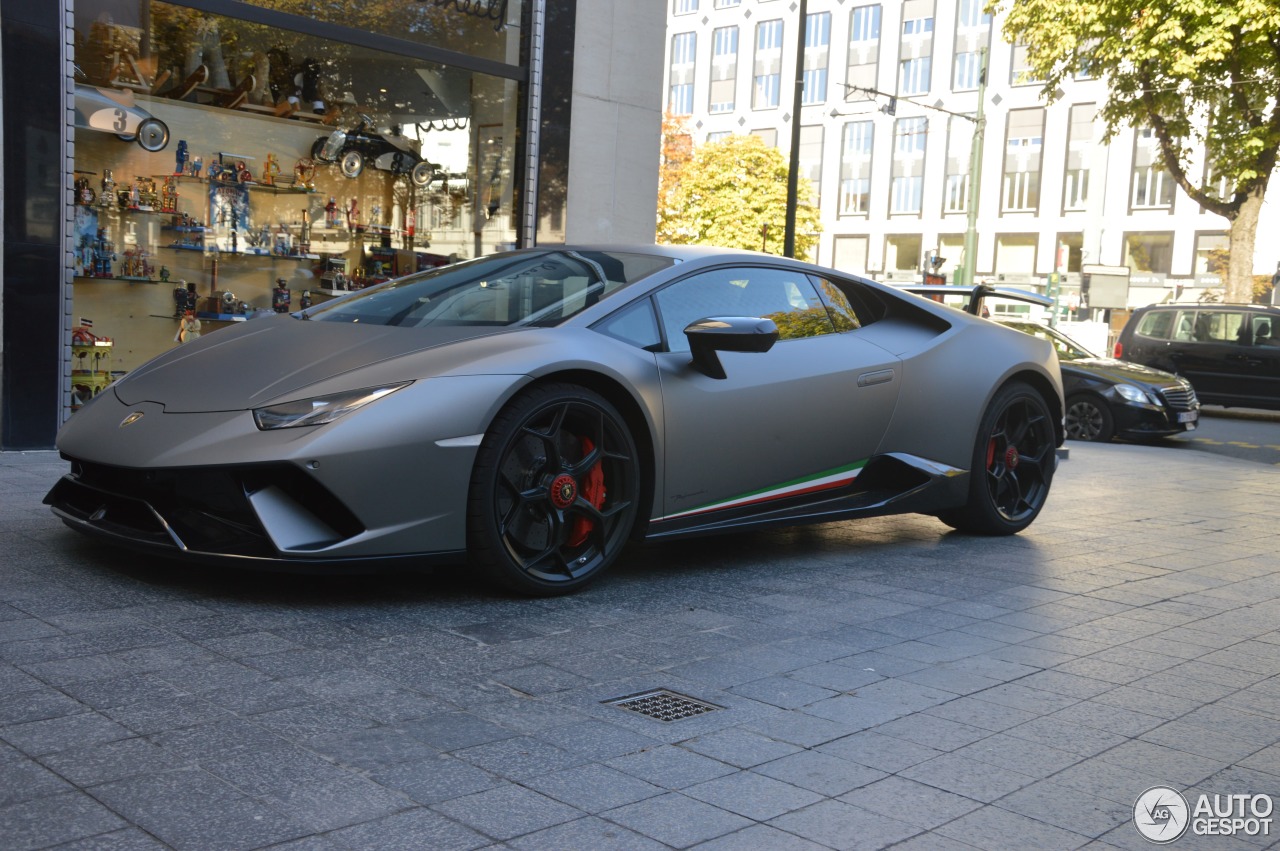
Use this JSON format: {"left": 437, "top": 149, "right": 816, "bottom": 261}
{"left": 47, "top": 246, "right": 1065, "bottom": 595}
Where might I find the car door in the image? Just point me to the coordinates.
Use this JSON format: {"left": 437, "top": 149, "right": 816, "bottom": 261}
{"left": 649, "top": 266, "right": 901, "bottom": 523}
{"left": 1242, "top": 314, "right": 1280, "bottom": 407}
{"left": 1167, "top": 309, "right": 1253, "bottom": 403}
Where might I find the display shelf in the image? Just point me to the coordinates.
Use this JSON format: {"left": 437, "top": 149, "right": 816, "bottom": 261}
{"left": 75, "top": 275, "right": 158, "bottom": 283}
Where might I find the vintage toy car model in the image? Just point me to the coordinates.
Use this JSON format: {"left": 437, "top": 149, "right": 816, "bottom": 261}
{"left": 74, "top": 84, "right": 170, "bottom": 152}
{"left": 46, "top": 246, "right": 1065, "bottom": 596}
{"left": 311, "top": 114, "right": 437, "bottom": 186}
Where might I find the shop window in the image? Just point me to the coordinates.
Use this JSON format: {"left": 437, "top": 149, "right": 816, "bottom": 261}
{"left": 833, "top": 234, "right": 869, "bottom": 274}
{"left": 71, "top": 1, "right": 520, "bottom": 381}
{"left": 886, "top": 234, "right": 923, "bottom": 272}
{"left": 995, "top": 234, "right": 1037, "bottom": 275}
{"left": 1193, "top": 232, "right": 1229, "bottom": 276}
{"left": 1124, "top": 232, "right": 1174, "bottom": 274}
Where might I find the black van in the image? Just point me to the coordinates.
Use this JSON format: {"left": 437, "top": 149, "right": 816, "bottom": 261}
{"left": 1113, "top": 303, "right": 1280, "bottom": 410}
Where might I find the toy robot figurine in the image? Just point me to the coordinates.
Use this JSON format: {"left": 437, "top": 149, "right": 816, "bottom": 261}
{"left": 98, "top": 169, "right": 116, "bottom": 208}
{"left": 272, "top": 278, "right": 291, "bottom": 313}
{"left": 300, "top": 290, "right": 312, "bottom": 309}
{"left": 261, "top": 153, "right": 280, "bottom": 186}
{"left": 175, "top": 140, "right": 188, "bottom": 175}
{"left": 325, "top": 197, "right": 339, "bottom": 229}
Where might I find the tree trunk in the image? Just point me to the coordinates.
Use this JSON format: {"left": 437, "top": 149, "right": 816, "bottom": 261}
{"left": 1226, "top": 189, "right": 1264, "bottom": 304}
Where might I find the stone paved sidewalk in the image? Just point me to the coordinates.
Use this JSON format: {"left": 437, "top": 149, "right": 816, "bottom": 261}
{"left": 1, "top": 444, "right": 1277, "bottom": 850}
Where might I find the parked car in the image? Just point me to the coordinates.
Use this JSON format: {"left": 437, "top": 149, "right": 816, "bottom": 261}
{"left": 46, "top": 246, "right": 1064, "bottom": 595}
{"left": 998, "top": 320, "right": 1200, "bottom": 442}
{"left": 1114, "top": 303, "right": 1280, "bottom": 411}
{"left": 311, "top": 114, "right": 437, "bottom": 186}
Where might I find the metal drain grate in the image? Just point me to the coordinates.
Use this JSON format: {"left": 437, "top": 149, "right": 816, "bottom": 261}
{"left": 604, "top": 689, "right": 723, "bottom": 721}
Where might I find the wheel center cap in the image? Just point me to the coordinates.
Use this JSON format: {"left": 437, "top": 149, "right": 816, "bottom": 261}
{"left": 550, "top": 474, "right": 577, "bottom": 509}
{"left": 1004, "top": 446, "right": 1020, "bottom": 469}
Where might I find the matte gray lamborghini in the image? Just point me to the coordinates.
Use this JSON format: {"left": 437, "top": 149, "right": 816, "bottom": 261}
{"left": 47, "top": 246, "right": 1065, "bottom": 595}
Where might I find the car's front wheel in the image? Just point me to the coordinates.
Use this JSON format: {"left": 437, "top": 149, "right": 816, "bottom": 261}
{"left": 1065, "top": 393, "right": 1114, "bottom": 442}
{"left": 135, "top": 118, "right": 170, "bottom": 152}
{"left": 340, "top": 150, "right": 364, "bottom": 179}
{"left": 939, "top": 381, "right": 1056, "bottom": 535}
{"left": 467, "top": 383, "right": 641, "bottom": 596}
{"left": 410, "top": 160, "right": 435, "bottom": 187}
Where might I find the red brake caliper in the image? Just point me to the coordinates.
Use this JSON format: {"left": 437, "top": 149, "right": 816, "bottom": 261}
{"left": 567, "top": 437, "right": 606, "bottom": 546}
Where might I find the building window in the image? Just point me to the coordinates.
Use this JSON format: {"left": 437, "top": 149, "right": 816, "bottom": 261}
{"left": 846, "top": 5, "right": 881, "bottom": 96}
{"left": 898, "top": 0, "right": 935, "bottom": 96}
{"left": 995, "top": 234, "right": 1037, "bottom": 276}
{"left": 715, "top": 0, "right": 742, "bottom": 7}
{"left": 752, "top": 127, "right": 778, "bottom": 147}
{"left": 943, "top": 116, "right": 974, "bottom": 214}
{"left": 1131, "top": 127, "right": 1175, "bottom": 210}
{"left": 1201, "top": 161, "right": 1231, "bottom": 214}
{"left": 674, "top": 0, "right": 700, "bottom": 14}
{"left": 1124, "top": 231, "right": 1174, "bottom": 274}
{"left": 754, "top": 19, "right": 784, "bottom": 109}
{"left": 886, "top": 234, "right": 923, "bottom": 272}
{"left": 707, "top": 130, "right": 732, "bottom": 142}
{"left": 900, "top": 57, "right": 932, "bottom": 96}
{"left": 839, "top": 120, "right": 874, "bottom": 215}
{"left": 953, "top": 51, "right": 981, "bottom": 91}
{"left": 1193, "top": 232, "right": 1229, "bottom": 276}
{"left": 803, "top": 12, "right": 831, "bottom": 105}
{"left": 833, "top": 235, "right": 870, "bottom": 274}
{"left": 1002, "top": 108, "right": 1044, "bottom": 213}
{"left": 952, "top": 0, "right": 990, "bottom": 92}
{"left": 668, "top": 33, "right": 697, "bottom": 115}
{"left": 891, "top": 116, "right": 927, "bottom": 215}
{"left": 1062, "top": 103, "right": 1094, "bottom": 212}
{"left": 1010, "top": 42, "right": 1043, "bottom": 86}
{"left": 710, "top": 27, "right": 739, "bottom": 113}
{"left": 1055, "top": 233, "right": 1083, "bottom": 273}
{"left": 800, "top": 125, "right": 824, "bottom": 205}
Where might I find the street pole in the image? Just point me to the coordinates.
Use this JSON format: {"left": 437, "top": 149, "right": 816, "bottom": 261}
{"left": 959, "top": 47, "right": 987, "bottom": 287}
{"left": 783, "top": 0, "right": 808, "bottom": 258}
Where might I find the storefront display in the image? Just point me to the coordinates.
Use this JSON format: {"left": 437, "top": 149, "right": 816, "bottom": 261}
{"left": 70, "top": 0, "right": 521, "bottom": 398}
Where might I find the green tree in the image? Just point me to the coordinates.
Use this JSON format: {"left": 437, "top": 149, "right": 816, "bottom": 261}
{"left": 657, "top": 134, "right": 821, "bottom": 262}
{"left": 993, "top": 0, "right": 1280, "bottom": 303}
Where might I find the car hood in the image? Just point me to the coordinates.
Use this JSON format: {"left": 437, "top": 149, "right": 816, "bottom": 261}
{"left": 1064, "top": 357, "right": 1179, "bottom": 386}
{"left": 115, "top": 316, "right": 522, "bottom": 412}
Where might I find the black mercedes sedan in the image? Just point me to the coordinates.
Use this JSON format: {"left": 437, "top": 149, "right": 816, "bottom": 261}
{"left": 999, "top": 320, "right": 1200, "bottom": 442}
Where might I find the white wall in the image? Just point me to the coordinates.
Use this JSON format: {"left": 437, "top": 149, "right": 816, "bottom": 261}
{"left": 565, "top": 0, "right": 664, "bottom": 244}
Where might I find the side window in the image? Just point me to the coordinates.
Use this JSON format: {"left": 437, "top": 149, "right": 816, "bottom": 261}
{"left": 1172, "top": 311, "right": 1197, "bottom": 342}
{"left": 1135, "top": 309, "right": 1174, "bottom": 340}
{"left": 594, "top": 298, "right": 662, "bottom": 350}
{"left": 809, "top": 275, "right": 863, "bottom": 331}
{"left": 653, "top": 267, "right": 837, "bottom": 353}
{"left": 1252, "top": 315, "right": 1277, "bottom": 346}
{"left": 1198, "top": 310, "right": 1247, "bottom": 343}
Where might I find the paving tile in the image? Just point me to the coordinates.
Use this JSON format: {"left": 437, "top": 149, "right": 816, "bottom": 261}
{"left": 838, "top": 775, "right": 982, "bottom": 829}
{"left": 952, "top": 732, "right": 1084, "bottom": 778}
{"left": 48, "top": 826, "right": 172, "bottom": 850}
{"left": 767, "top": 799, "right": 922, "bottom": 849}
{"left": 534, "top": 719, "right": 663, "bottom": 761}
{"left": 507, "top": 815, "right": 669, "bottom": 850}
{"left": 453, "top": 734, "right": 584, "bottom": 780}
{"left": 604, "top": 791, "right": 752, "bottom": 848}
{"left": 303, "top": 725, "right": 440, "bottom": 770}
{"left": 689, "top": 823, "right": 830, "bottom": 850}
{"left": 432, "top": 783, "right": 584, "bottom": 841}
{"left": 322, "top": 807, "right": 489, "bottom": 850}
{"left": 817, "top": 729, "right": 944, "bottom": 773}
{"left": 370, "top": 753, "right": 502, "bottom": 805}
{"left": 1, "top": 710, "right": 133, "bottom": 756}
{"left": 677, "top": 727, "right": 803, "bottom": 769}
{"left": 995, "top": 779, "right": 1131, "bottom": 838}
{"left": 398, "top": 711, "right": 518, "bottom": 751}
{"left": 756, "top": 748, "right": 887, "bottom": 796}
{"left": 38, "top": 736, "right": 186, "bottom": 786}
{"left": 936, "top": 803, "right": 1093, "bottom": 850}
{"left": 605, "top": 745, "right": 736, "bottom": 790}
{"left": 524, "top": 763, "right": 664, "bottom": 813}
{"left": 872, "top": 713, "right": 992, "bottom": 752}
{"left": 0, "top": 790, "right": 127, "bottom": 851}
{"left": 900, "top": 752, "right": 1039, "bottom": 803}
{"left": 0, "top": 756, "right": 72, "bottom": 806}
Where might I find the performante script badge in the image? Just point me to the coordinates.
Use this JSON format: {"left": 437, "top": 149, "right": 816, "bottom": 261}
{"left": 119, "top": 412, "right": 145, "bottom": 427}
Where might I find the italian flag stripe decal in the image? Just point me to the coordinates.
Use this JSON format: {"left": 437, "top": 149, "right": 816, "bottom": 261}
{"left": 662, "top": 460, "right": 868, "bottom": 521}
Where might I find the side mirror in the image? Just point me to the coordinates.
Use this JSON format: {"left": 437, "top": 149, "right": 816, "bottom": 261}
{"left": 684, "top": 316, "right": 779, "bottom": 379}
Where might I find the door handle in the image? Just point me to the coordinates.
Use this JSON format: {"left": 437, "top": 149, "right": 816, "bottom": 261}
{"left": 857, "top": 369, "right": 895, "bottom": 387}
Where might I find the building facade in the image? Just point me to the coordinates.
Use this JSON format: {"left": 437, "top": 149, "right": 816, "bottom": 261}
{"left": 663, "top": 0, "right": 1278, "bottom": 310}
{"left": 0, "top": 0, "right": 664, "bottom": 449}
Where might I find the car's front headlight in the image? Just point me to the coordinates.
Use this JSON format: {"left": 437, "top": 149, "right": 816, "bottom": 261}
{"left": 253, "top": 383, "right": 409, "bottom": 430}
{"left": 1114, "top": 384, "right": 1150, "bottom": 405}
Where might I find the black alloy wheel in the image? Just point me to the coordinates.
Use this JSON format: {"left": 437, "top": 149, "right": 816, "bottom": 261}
{"left": 1064, "top": 393, "right": 1115, "bottom": 442}
{"left": 939, "top": 381, "right": 1056, "bottom": 535}
{"left": 468, "top": 383, "right": 640, "bottom": 595}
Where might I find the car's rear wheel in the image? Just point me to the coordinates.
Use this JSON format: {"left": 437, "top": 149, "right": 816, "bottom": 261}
{"left": 310, "top": 137, "right": 330, "bottom": 161}
{"left": 1065, "top": 393, "right": 1114, "bottom": 442}
{"left": 135, "top": 118, "right": 170, "bottom": 152}
{"left": 939, "top": 381, "right": 1056, "bottom": 535}
{"left": 467, "top": 383, "right": 640, "bottom": 596}
{"left": 340, "top": 150, "right": 364, "bottom": 179}
{"left": 410, "top": 160, "right": 435, "bottom": 187}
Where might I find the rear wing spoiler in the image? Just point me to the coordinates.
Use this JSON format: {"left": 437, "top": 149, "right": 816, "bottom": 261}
{"left": 896, "top": 284, "right": 1053, "bottom": 316}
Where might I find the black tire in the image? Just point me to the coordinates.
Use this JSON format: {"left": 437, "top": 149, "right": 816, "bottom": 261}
{"left": 467, "top": 383, "right": 641, "bottom": 596}
{"left": 938, "top": 381, "right": 1056, "bottom": 536}
{"left": 410, "top": 160, "right": 435, "bottom": 187}
{"left": 340, "top": 150, "right": 364, "bottom": 179}
{"left": 1064, "top": 393, "right": 1114, "bottom": 442}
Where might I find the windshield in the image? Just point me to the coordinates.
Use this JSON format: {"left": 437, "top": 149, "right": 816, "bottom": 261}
{"left": 1000, "top": 321, "right": 1097, "bottom": 361}
{"left": 308, "top": 250, "right": 675, "bottom": 328}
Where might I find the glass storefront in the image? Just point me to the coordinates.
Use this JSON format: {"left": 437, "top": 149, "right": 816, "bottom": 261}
{"left": 70, "top": 0, "right": 525, "bottom": 405}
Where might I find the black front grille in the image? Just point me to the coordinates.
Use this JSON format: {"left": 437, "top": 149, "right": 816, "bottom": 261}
{"left": 1159, "top": 384, "right": 1198, "bottom": 411}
